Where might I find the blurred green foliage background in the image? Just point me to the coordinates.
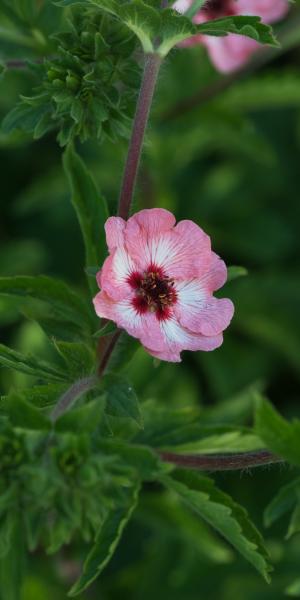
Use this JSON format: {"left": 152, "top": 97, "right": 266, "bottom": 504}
{"left": 1, "top": 1, "right": 300, "bottom": 598}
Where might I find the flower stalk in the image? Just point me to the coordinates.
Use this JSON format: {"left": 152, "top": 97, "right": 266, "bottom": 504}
{"left": 50, "top": 375, "right": 98, "bottom": 422}
{"left": 118, "top": 52, "right": 162, "bottom": 220}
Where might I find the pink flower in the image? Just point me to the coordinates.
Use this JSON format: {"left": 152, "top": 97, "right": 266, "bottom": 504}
{"left": 174, "top": 0, "right": 289, "bottom": 73}
{"left": 93, "top": 209, "right": 234, "bottom": 363}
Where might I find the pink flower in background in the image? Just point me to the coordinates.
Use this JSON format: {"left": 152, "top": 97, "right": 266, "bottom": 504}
{"left": 93, "top": 209, "right": 234, "bottom": 362}
{"left": 174, "top": 0, "right": 289, "bottom": 73}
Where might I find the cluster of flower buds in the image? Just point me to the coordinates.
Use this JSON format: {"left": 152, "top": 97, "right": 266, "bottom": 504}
{"left": 3, "top": 8, "right": 141, "bottom": 145}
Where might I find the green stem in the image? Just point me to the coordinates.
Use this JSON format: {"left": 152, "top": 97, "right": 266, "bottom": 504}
{"left": 0, "top": 26, "right": 36, "bottom": 49}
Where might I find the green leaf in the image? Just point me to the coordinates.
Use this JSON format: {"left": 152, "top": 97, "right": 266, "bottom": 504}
{"left": 69, "top": 483, "right": 140, "bottom": 596}
{"left": 141, "top": 492, "right": 233, "bottom": 564}
{"left": 255, "top": 398, "right": 300, "bottom": 466}
{"left": 286, "top": 579, "right": 300, "bottom": 597}
{"left": 55, "top": 398, "right": 105, "bottom": 433}
{"left": 53, "top": 2, "right": 278, "bottom": 57}
{"left": 2, "top": 392, "right": 50, "bottom": 430}
{"left": 194, "top": 15, "right": 279, "bottom": 47}
{"left": 135, "top": 400, "right": 201, "bottom": 446}
{"left": 156, "top": 9, "right": 195, "bottom": 57}
{"left": 2, "top": 103, "right": 49, "bottom": 135}
{"left": 2, "top": 384, "right": 68, "bottom": 409}
{"left": 287, "top": 502, "right": 300, "bottom": 539}
{"left": 185, "top": 0, "right": 206, "bottom": 18}
{"left": 227, "top": 266, "right": 248, "bottom": 282}
{"left": 0, "top": 511, "right": 24, "bottom": 600}
{"left": 54, "top": 341, "right": 95, "bottom": 378}
{"left": 63, "top": 144, "right": 109, "bottom": 294}
{"left": 0, "top": 275, "right": 92, "bottom": 332}
{"left": 102, "top": 374, "right": 143, "bottom": 427}
{"left": 264, "top": 477, "right": 300, "bottom": 528}
{"left": 159, "top": 430, "right": 263, "bottom": 455}
{"left": 0, "top": 344, "right": 69, "bottom": 382}
{"left": 119, "top": 0, "right": 161, "bottom": 53}
{"left": 99, "top": 438, "right": 170, "bottom": 480}
{"left": 161, "top": 470, "right": 272, "bottom": 582}
{"left": 106, "top": 331, "right": 140, "bottom": 373}
{"left": 93, "top": 321, "right": 118, "bottom": 338}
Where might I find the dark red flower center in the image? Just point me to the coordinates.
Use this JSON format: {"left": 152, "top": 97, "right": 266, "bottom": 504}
{"left": 203, "top": 0, "right": 234, "bottom": 17}
{"left": 128, "top": 266, "right": 177, "bottom": 320}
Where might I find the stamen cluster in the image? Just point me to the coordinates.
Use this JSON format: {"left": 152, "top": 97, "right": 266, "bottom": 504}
{"left": 129, "top": 266, "right": 177, "bottom": 320}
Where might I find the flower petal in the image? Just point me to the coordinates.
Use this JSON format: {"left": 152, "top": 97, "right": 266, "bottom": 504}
{"left": 201, "top": 252, "right": 228, "bottom": 292}
{"left": 160, "top": 316, "right": 224, "bottom": 354}
{"left": 127, "top": 208, "right": 176, "bottom": 237}
{"left": 125, "top": 217, "right": 211, "bottom": 279}
{"left": 237, "top": 0, "right": 289, "bottom": 23}
{"left": 144, "top": 346, "right": 182, "bottom": 363}
{"left": 175, "top": 279, "right": 234, "bottom": 335}
{"left": 93, "top": 291, "right": 166, "bottom": 352}
{"left": 105, "top": 217, "right": 126, "bottom": 251}
{"left": 98, "top": 246, "right": 136, "bottom": 300}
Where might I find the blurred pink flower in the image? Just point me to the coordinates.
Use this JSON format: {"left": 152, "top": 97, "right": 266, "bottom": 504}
{"left": 93, "top": 209, "right": 234, "bottom": 362}
{"left": 174, "top": 0, "right": 289, "bottom": 73}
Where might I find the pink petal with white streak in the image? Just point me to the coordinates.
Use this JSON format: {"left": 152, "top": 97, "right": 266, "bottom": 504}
{"left": 125, "top": 217, "right": 211, "bottom": 279}
{"left": 175, "top": 278, "right": 234, "bottom": 335}
{"left": 105, "top": 217, "right": 126, "bottom": 251}
{"left": 98, "top": 247, "right": 135, "bottom": 301}
{"left": 93, "top": 291, "right": 166, "bottom": 352}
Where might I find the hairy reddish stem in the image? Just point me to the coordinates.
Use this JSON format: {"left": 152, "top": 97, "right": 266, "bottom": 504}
{"left": 159, "top": 450, "right": 284, "bottom": 471}
{"left": 118, "top": 52, "right": 162, "bottom": 220}
{"left": 50, "top": 375, "right": 98, "bottom": 422}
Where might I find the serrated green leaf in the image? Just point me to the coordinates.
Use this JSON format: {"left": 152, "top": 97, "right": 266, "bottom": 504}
{"left": 119, "top": 0, "right": 161, "bottom": 53}
{"left": 54, "top": 341, "right": 95, "bottom": 378}
{"left": 134, "top": 400, "right": 201, "bottom": 446}
{"left": 2, "top": 392, "right": 50, "bottom": 430}
{"left": 55, "top": 398, "right": 105, "bottom": 433}
{"left": 102, "top": 374, "right": 143, "bottom": 427}
{"left": 0, "top": 344, "right": 69, "bottom": 382}
{"left": 0, "top": 275, "right": 92, "bottom": 332}
{"left": 68, "top": 483, "right": 140, "bottom": 596}
{"left": 157, "top": 9, "right": 195, "bottom": 56}
{"left": 53, "top": 2, "right": 278, "bottom": 57}
{"left": 1, "top": 384, "right": 67, "bottom": 410}
{"left": 63, "top": 144, "right": 109, "bottom": 295}
{"left": 255, "top": 398, "right": 300, "bottom": 466}
{"left": 264, "top": 477, "right": 300, "bottom": 528}
{"left": 194, "top": 15, "right": 279, "bottom": 47}
{"left": 140, "top": 492, "right": 233, "bottom": 564}
{"left": 0, "top": 511, "right": 24, "bottom": 600}
{"left": 2, "top": 103, "right": 49, "bottom": 135}
{"left": 161, "top": 470, "right": 272, "bottom": 583}
{"left": 99, "top": 438, "right": 171, "bottom": 480}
